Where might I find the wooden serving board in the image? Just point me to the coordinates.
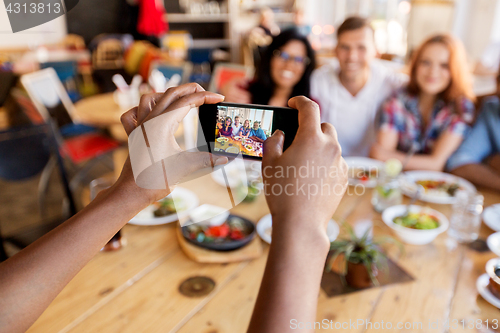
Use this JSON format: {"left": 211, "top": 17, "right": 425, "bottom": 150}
{"left": 176, "top": 226, "right": 263, "bottom": 263}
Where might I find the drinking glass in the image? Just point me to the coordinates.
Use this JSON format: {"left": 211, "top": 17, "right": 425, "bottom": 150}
{"left": 90, "top": 178, "right": 124, "bottom": 251}
{"left": 372, "top": 172, "right": 402, "bottom": 213}
{"left": 448, "top": 190, "right": 484, "bottom": 243}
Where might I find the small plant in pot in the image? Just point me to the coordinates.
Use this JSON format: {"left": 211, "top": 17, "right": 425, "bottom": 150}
{"left": 327, "top": 223, "right": 402, "bottom": 289}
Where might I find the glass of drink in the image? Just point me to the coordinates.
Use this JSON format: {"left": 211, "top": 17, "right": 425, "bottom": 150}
{"left": 90, "top": 178, "right": 124, "bottom": 251}
{"left": 448, "top": 190, "right": 484, "bottom": 243}
{"left": 372, "top": 173, "right": 402, "bottom": 213}
{"left": 372, "top": 159, "right": 403, "bottom": 213}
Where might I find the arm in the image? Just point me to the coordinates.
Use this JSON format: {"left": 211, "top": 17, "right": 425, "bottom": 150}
{"left": 451, "top": 163, "right": 500, "bottom": 191}
{"left": 370, "top": 129, "right": 464, "bottom": 171}
{"left": 248, "top": 97, "right": 348, "bottom": 332}
{"left": 0, "top": 180, "right": 149, "bottom": 333}
{"left": 249, "top": 136, "right": 265, "bottom": 143}
{"left": 0, "top": 84, "right": 227, "bottom": 333}
{"left": 219, "top": 77, "right": 252, "bottom": 104}
{"left": 448, "top": 107, "right": 499, "bottom": 189}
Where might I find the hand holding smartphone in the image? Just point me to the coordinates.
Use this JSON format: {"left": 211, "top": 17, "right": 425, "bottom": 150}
{"left": 198, "top": 102, "right": 299, "bottom": 160}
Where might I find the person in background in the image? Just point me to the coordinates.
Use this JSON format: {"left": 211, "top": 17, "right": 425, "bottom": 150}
{"left": 218, "top": 116, "right": 233, "bottom": 137}
{"left": 249, "top": 121, "right": 267, "bottom": 142}
{"left": 221, "top": 29, "right": 316, "bottom": 107}
{"left": 257, "top": 7, "right": 281, "bottom": 38}
{"left": 474, "top": 41, "right": 500, "bottom": 76}
{"left": 238, "top": 119, "right": 252, "bottom": 138}
{"left": 231, "top": 115, "right": 242, "bottom": 136}
{"left": 371, "top": 34, "right": 475, "bottom": 171}
{"left": 0, "top": 84, "right": 348, "bottom": 333}
{"left": 310, "top": 16, "right": 407, "bottom": 157}
{"left": 447, "top": 71, "right": 500, "bottom": 191}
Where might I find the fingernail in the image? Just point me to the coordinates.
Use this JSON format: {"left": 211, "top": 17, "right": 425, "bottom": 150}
{"left": 216, "top": 93, "right": 225, "bottom": 100}
{"left": 273, "top": 129, "right": 284, "bottom": 136}
{"left": 214, "top": 157, "right": 227, "bottom": 166}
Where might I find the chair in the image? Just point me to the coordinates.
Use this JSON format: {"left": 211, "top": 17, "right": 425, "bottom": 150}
{"left": 92, "top": 39, "right": 125, "bottom": 70}
{"left": 40, "top": 61, "right": 80, "bottom": 102}
{"left": 20, "top": 68, "right": 120, "bottom": 215}
{"left": 124, "top": 41, "right": 151, "bottom": 75}
{"left": 208, "top": 63, "right": 254, "bottom": 93}
{"left": 0, "top": 123, "right": 77, "bottom": 260}
{"left": 62, "top": 34, "right": 86, "bottom": 51}
{"left": 0, "top": 71, "right": 17, "bottom": 107}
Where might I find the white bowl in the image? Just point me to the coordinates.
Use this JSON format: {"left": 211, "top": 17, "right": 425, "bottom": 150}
{"left": 188, "top": 204, "right": 229, "bottom": 226}
{"left": 382, "top": 205, "right": 449, "bottom": 245}
{"left": 486, "top": 258, "right": 500, "bottom": 285}
{"left": 487, "top": 232, "right": 500, "bottom": 257}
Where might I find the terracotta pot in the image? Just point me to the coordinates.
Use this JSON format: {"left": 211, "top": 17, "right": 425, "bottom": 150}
{"left": 345, "top": 261, "right": 378, "bottom": 289}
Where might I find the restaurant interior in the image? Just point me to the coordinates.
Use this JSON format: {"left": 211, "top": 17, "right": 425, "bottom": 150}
{"left": 1, "top": 0, "right": 500, "bottom": 332}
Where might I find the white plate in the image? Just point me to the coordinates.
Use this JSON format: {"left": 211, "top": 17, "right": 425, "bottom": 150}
{"left": 344, "top": 157, "right": 384, "bottom": 188}
{"left": 256, "top": 214, "right": 339, "bottom": 244}
{"left": 487, "top": 232, "right": 500, "bottom": 256}
{"left": 128, "top": 187, "right": 198, "bottom": 226}
{"left": 401, "top": 171, "right": 476, "bottom": 204}
{"left": 483, "top": 204, "right": 500, "bottom": 232}
{"left": 476, "top": 273, "right": 500, "bottom": 309}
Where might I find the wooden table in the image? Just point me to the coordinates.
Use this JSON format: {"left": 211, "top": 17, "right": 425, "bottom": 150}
{"left": 215, "top": 136, "right": 263, "bottom": 157}
{"left": 26, "top": 180, "right": 500, "bottom": 333}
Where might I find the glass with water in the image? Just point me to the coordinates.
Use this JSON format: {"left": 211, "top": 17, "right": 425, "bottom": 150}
{"left": 448, "top": 190, "right": 484, "bottom": 243}
{"left": 372, "top": 172, "right": 402, "bottom": 213}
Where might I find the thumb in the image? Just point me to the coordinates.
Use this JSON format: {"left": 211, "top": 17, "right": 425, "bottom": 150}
{"left": 263, "top": 130, "right": 284, "bottom": 166}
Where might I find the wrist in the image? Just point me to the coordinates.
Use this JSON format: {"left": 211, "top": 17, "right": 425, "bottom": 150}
{"left": 270, "top": 213, "right": 331, "bottom": 255}
{"left": 108, "top": 178, "right": 154, "bottom": 211}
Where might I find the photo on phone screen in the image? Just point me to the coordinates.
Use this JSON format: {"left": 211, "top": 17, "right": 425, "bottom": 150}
{"left": 198, "top": 102, "right": 298, "bottom": 161}
{"left": 214, "top": 105, "right": 274, "bottom": 158}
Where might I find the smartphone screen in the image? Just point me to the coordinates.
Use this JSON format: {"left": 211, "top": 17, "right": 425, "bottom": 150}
{"left": 214, "top": 104, "right": 275, "bottom": 158}
{"left": 198, "top": 102, "right": 298, "bottom": 161}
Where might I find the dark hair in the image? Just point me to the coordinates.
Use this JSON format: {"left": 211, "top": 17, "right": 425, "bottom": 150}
{"left": 248, "top": 28, "right": 316, "bottom": 105}
{"left": 224, "top": 116, "right": 232, "bottom": 131}
{"left": 337, "top": 16, "right": 373, "bottom": 39}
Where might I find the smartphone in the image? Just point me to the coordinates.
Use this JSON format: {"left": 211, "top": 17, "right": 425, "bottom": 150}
{"left": 197, "top": 102, "right": 298, "bottom": 160}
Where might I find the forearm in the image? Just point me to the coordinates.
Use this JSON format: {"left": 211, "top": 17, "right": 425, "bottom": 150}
{"left": 0, "top": 182, "right": 150, "bottom": 333}
{"left": 374, "top": 148, "right": 446, "bottom": 171}
{"left": 248, "top": 217, "right": 330, "bottom": 333}
{"left": 451, "top": 164, "right": 500, "bottom": 191}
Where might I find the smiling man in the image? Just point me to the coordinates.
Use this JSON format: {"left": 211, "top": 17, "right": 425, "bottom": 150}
{"left": 249, "top": 121, "right": 267, "bottom": 142}
{"left": 311, "top": 16, "right": 407, "bottom": 156}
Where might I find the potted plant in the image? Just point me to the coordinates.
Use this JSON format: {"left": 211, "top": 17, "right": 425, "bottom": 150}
{"left": 327, "top": 223, "right": 402, "bottom": 289}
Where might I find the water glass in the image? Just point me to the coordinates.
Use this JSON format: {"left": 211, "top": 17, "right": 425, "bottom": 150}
{"left": 448, "top": 190, "right": 484, "bottom": 243}
{"left": 372, "top": 173, "right": 402, "bottom": 213}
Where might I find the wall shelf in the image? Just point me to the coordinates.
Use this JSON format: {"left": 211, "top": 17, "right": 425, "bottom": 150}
{"left": 166, "top": 13, "right": 230, "bottom": 23}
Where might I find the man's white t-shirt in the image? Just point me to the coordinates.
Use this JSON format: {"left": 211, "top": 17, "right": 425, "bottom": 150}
{"left": 232, "top": 123, "right": 242, "bottom": 136}
{"left": 310, "top": 59, "right": 407, "bottom": 157}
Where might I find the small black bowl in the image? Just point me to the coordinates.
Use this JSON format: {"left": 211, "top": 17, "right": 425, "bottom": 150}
{"left": 181, "top": 214, "right": 255, "bottom": 251}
